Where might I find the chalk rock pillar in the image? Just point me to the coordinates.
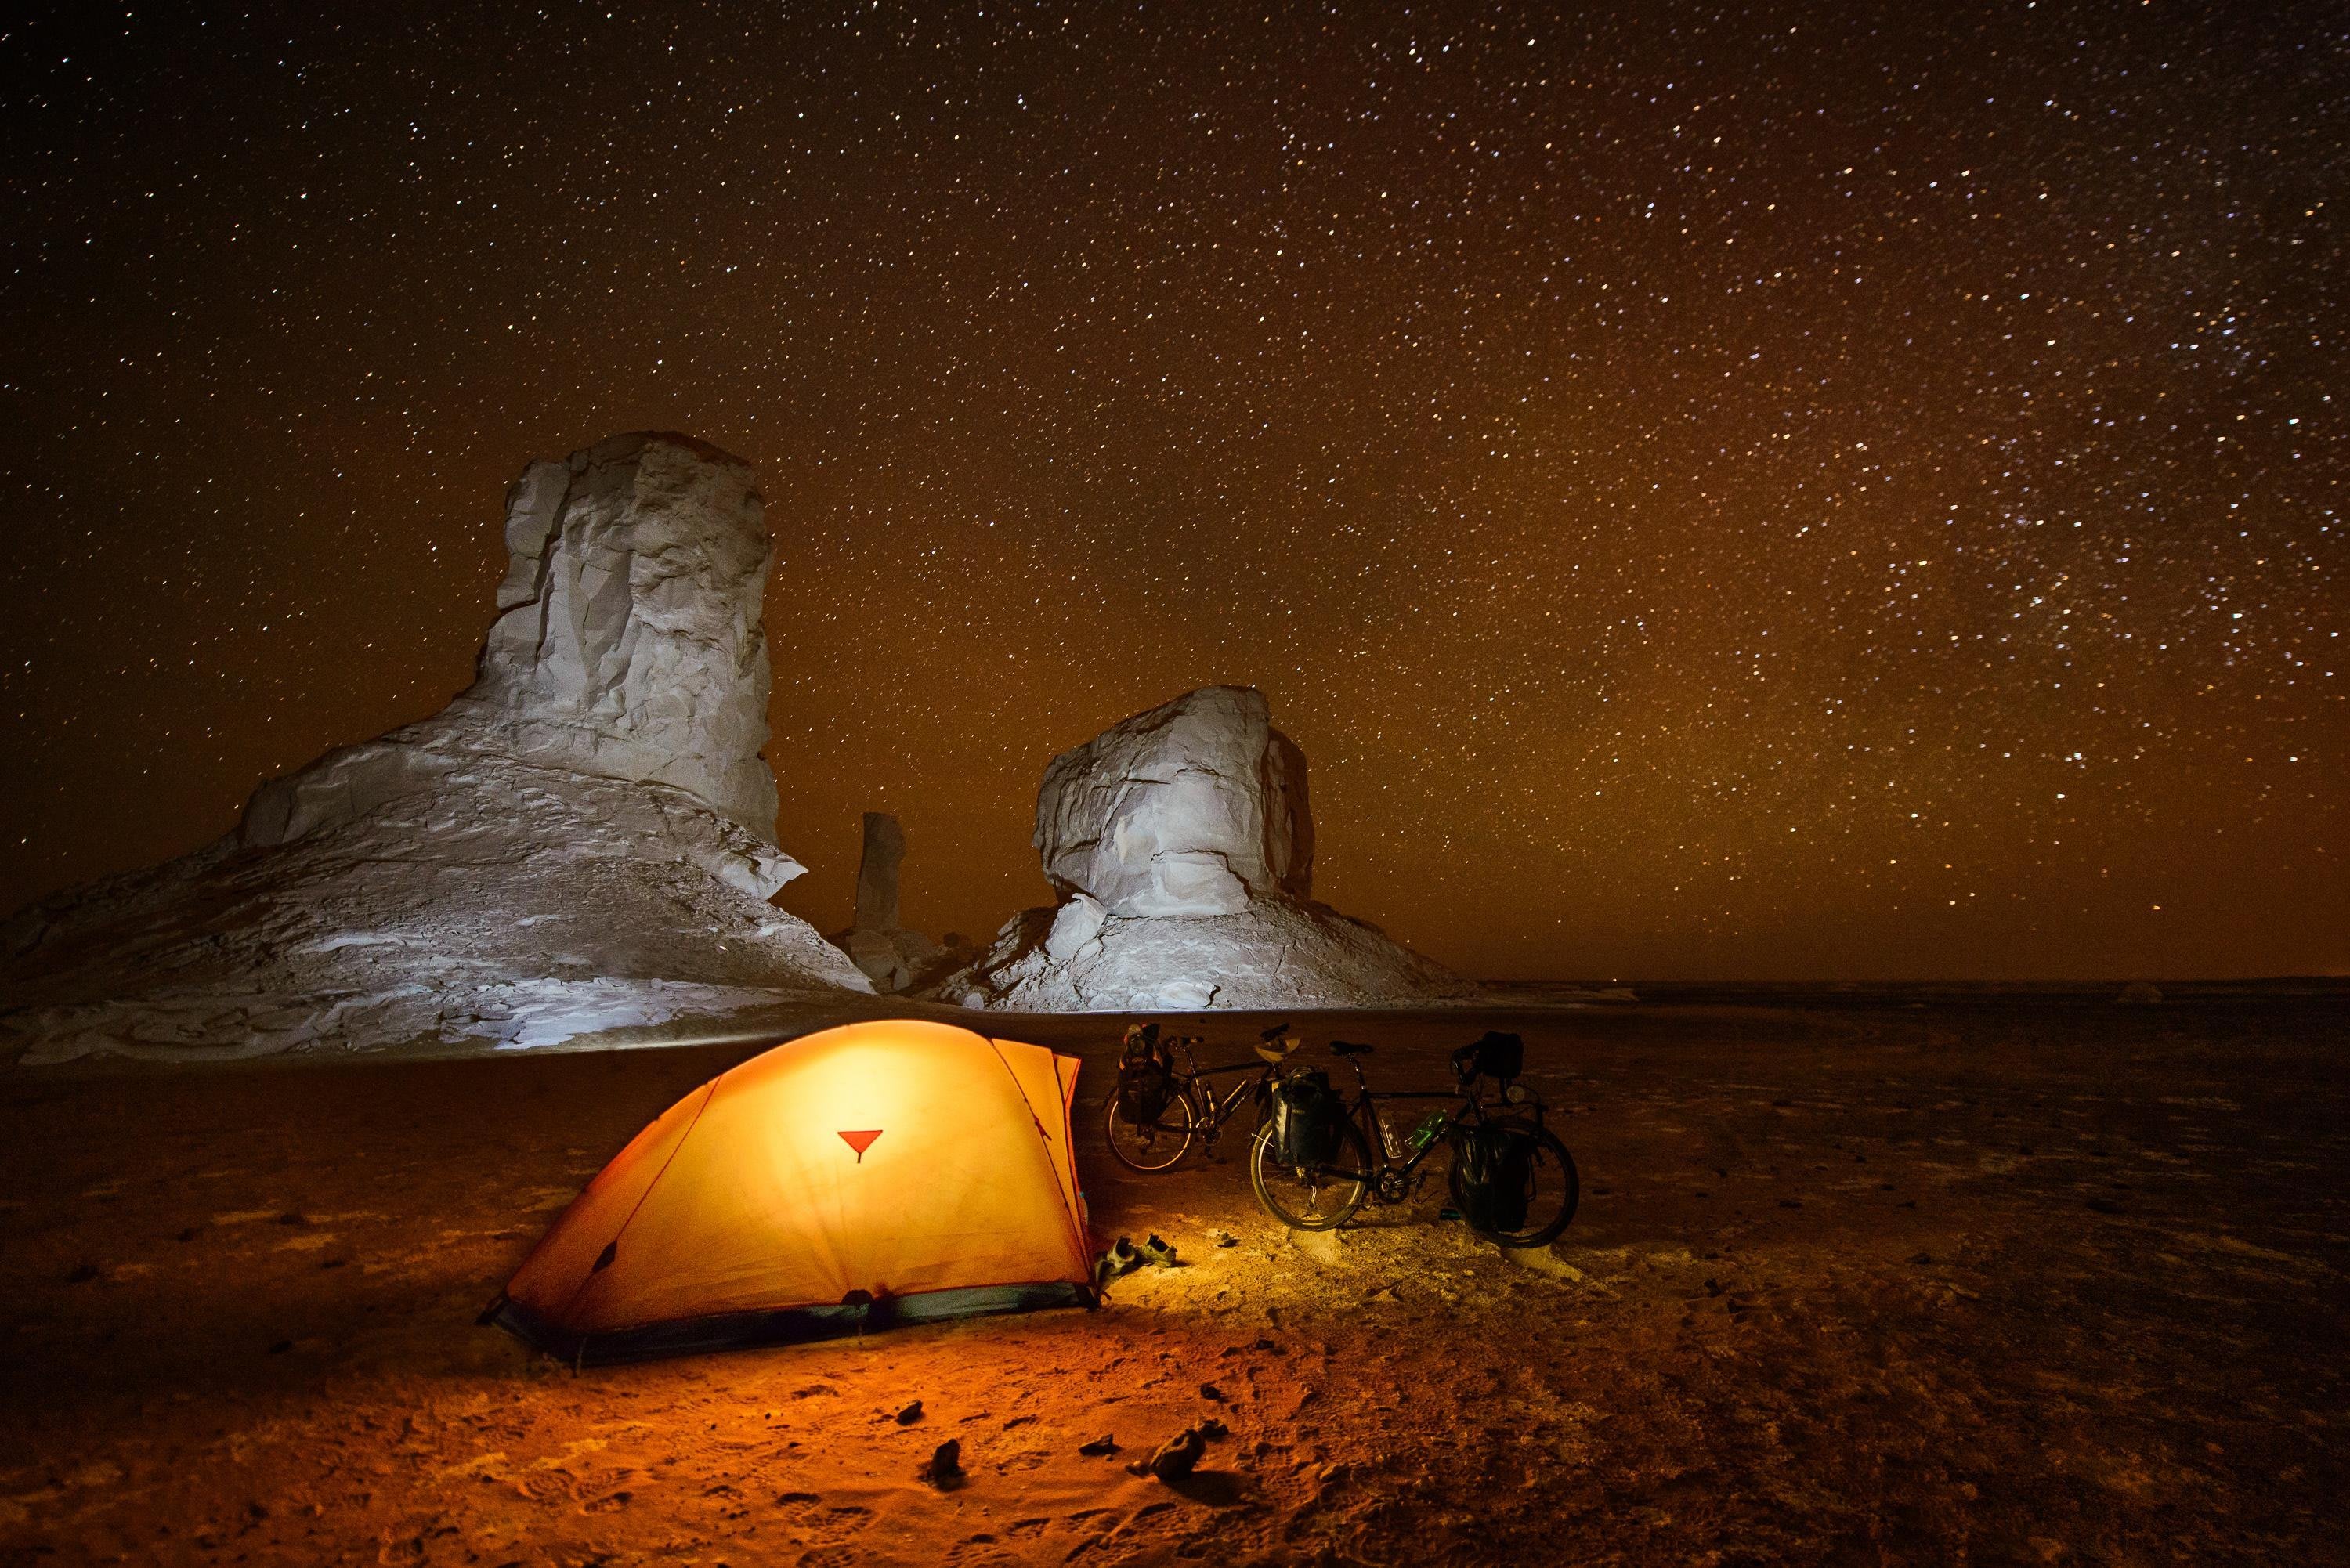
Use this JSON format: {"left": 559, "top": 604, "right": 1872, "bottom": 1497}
{"left": 853, "top": 812, "right": 908, "bottom": 932}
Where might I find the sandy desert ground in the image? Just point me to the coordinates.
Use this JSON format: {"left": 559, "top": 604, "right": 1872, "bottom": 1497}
{"left": 2, "top": 985, "right": 2345, "bottom": 1566}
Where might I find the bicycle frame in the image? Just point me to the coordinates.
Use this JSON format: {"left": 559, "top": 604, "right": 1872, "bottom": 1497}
{"left": 1130, "top": 1037, "right": 1278, "bottom": 1148}
{"left": 1325, "top": 1053, "right": 1535, "bottom": 1187}
{"left": 1180, "top": 1057, "right": 1277, "bottom": 1146}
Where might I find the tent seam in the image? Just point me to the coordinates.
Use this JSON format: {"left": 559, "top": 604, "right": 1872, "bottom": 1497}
{"left": 983, "top": 1037, "right": 1093, "bottom": 1274}
{"left": 552, "top": 1075, "right": 722, "bottom": 1328}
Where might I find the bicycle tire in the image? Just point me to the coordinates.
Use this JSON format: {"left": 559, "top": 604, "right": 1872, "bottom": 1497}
{"left": 1104, "top": 1089, "right": 1196, "bottom": 1172}
{"left": 1247, "top": 1119, "right": 1372, "bottom": 1231}
{"left": 1448, "top": 1119, "right": 1579, "bottom": 1248}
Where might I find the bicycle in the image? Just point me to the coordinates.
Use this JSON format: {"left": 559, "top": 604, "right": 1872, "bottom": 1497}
{"left": 1104, "top": 1021, "right": 1300, "bottom": 1172}
{"left": 1248, "top": 1032, "right": 1578, "bottom": 1248}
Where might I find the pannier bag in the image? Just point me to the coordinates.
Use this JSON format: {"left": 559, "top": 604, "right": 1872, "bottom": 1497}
{"left": 1270, "top": 1068, "right": 1344, "bottom": 1166}
{"left": 1452, "top": 1122, "right": 1538, "bottom": 1234}
{"left": 1116, "top": 1027, "right": 1173, "bottom": 1123}
{"left": 1452, "top": 1030, "right": 1525, "bottom": 1085}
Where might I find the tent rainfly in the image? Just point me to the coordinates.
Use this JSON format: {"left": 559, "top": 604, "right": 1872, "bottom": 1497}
{"left": 484, "top": 1019, "right": 1095, "bottom": 1364}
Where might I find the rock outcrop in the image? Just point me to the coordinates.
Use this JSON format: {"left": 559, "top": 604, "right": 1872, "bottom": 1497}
{"left": 1036, "top": 685, "right": 1313, "bottom": 918}
{"left": 0, "top": 433, "right": 870, "bottom": 1064}
{"left": 829, "top": 811, "right": 944, "bottom": 993}
{"left": 935, "top": 687, "right": 1472, "bottom": 1011}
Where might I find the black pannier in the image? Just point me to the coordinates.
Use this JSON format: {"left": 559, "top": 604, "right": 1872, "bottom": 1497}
{"left": 1452, "top": 1029, "right": 1524, "bottom": 1085}
{"left": 1451, "top": 1122, "right": 1538, "bottom": 1234}
{"left": 1116, "top": 1026, "right": 1173, "bottom": 1123}
{"left": 1269, "top": 1068, "right": 1343, "bottom": 1166}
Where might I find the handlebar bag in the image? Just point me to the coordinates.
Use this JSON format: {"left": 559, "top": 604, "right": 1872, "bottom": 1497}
{"left": 1270, "top": 1068, "right": 1343, "bottom": 1165}
{"left": 1453, "top": 1030, "right": 1524, "bottom": 1085}
{"left": 1451, "top": 1122, "right": 1538, "bottom": 1234}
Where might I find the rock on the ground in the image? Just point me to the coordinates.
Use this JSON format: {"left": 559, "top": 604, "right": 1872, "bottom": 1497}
{"left": 0, "top": 432, "right": 870, "bottom": 1065}
{"left": 932, "top": 686, "right": 1472, "bottom": 1012}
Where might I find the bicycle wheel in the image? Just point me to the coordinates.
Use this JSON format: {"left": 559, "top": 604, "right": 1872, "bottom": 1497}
{"left": 1248, "top": 1119, "right": 1372, "bottom": 1231}
{"left": 1104, "top": 1089, "right": 1196, "bottom": 1172}
{"left": 1449, "top": 1119, "right": 1579, "bottom": 1248}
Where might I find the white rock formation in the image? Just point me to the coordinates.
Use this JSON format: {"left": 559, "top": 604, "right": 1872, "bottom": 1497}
{"left": 1036, "top": 684, "right": 1314, "bottom": 918}
{"left": 244, "top": 432, "right": 781, "bottom": 850}
{"left": 829, "top": 811, "right": 942, "bottom": 994}
{"left": 936, "top": 687, "right": 1472, "bottom": 1011}
{"left": 0, "top": 433, "right": 870, "bottom": 1065}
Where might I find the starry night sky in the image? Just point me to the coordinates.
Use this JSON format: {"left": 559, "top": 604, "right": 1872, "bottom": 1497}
{"left": 2, "top": 2, "right": 2341, "bottom": 980}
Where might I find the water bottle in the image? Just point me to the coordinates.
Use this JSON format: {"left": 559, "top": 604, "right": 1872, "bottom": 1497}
{"left": 1408, "top": 1111, "right": 1449, "bottom": 1151}
{"left": 1377, "top": 1113, "right": 1401, "bottom": 1159}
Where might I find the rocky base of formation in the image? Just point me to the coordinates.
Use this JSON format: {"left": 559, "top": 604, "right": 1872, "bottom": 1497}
{"left": 833, "top": 927, "right": 961, "bottom": 995}
{"left": 1, "top": 748, "right": 869, "bottom": 1067}
{"left": 934, "top": 892, "right": 1474, "bottom": 1013}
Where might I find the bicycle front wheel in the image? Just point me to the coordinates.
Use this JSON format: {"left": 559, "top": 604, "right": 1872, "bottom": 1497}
{"left": 1104, "top": 1090, "right": 1196, "bottom": 1172}
{"left": 1248, "top": 1119, "right": 1372, "bottom": 1231}
{"left": 1450, "top": 1120, "right": 1579, "bottom": 1248}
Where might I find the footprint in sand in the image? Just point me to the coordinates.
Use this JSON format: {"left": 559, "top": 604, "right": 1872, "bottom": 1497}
{"left": 772, "top": 1493, "right": 873, "bottom": 1547}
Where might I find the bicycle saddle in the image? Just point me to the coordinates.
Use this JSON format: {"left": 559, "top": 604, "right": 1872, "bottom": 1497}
{"left": 1329, "top": 1039, "right": 1375, "bottom": 1057}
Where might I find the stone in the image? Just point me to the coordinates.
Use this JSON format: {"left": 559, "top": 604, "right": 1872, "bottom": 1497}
{"left": 839, "top": 928, "right": 939, "bottom": 995}
{"left": 933, "top": 687, "right": 1471, "bottom": 1012}
{"left": 0, "top": 433, "right": 870, "bottom": 1066}
{"left": 1131, "top": 1425, "right": 1208, "bottom": 1481}
{"left": 1035, "top": 685, "right": 1312, "bottom": 918}
{"left": 1043, "top": 894, "right": 1107, "bottom": 964}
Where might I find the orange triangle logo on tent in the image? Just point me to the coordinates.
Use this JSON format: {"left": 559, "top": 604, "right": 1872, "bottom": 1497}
{"left": 837, "top": 1129, "right": 883, "bottom": 1162}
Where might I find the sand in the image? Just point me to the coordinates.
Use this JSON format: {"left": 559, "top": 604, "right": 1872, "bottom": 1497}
{"left": 2, "top": 985, "right": 2345, "bottom": 1565}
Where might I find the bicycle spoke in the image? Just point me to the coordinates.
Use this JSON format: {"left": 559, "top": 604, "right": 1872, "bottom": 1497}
{"left": 1248, "top": 1122, "right": 1371, "bottom": 1231}
{"left": 1104, "top": 1088, "right": 1196, "bottom": 1172}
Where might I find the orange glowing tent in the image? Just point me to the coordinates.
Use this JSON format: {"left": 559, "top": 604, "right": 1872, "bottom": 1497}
{"left": 484, "top": 1019, "right": 1095, "bottom": 1363}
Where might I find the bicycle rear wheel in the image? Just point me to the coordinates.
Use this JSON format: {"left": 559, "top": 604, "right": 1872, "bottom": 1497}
{"left": 1104, "top": 1090, "right": 1196, "bottom": 1172}
{"left": 1449, "top": 1120, "right": 1579, "bottom": 1248}
{"left": 1248, "top": 1120, "right": 1372, "bottom": 1231}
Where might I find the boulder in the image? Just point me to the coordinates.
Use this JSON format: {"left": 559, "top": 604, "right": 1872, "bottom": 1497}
{"left": 0, "top": 433, "right": 870, "bottom": 1065}
{"left": 935, "top": 688, "right": 1472, "bottom": 1012}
